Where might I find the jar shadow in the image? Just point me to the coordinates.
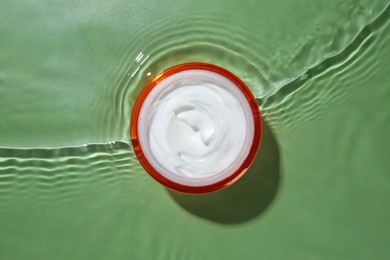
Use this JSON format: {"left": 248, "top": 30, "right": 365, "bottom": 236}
{"left": 167, "top": 121, "right": 280, "bottom": 224}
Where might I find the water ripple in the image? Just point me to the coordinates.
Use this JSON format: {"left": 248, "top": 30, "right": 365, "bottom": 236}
{"left": 101, "top": 1, "right": 389, "bottom": 143}
{"left": 259, "top": 3, "right": 389, "bottom": 133}
{"left": 0, "top": 142, "right": 142, "bottom": 216}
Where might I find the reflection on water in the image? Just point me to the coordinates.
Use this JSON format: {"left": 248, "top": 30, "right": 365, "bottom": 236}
{"left": 0, "top": 0, "right": 389, "bottom": 259}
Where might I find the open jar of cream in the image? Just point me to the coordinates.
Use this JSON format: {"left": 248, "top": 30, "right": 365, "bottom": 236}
{"left": 131, "top": 63, "right": 261, "bottom": 194}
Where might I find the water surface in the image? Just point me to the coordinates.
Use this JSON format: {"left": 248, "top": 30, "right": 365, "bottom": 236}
{"left": 1, "top": 0, "right": 389, "bottom": 259}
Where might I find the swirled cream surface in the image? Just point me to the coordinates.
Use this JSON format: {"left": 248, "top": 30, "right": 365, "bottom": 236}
{"left": 138, "top": 70, "right": 254, "bottom": 186}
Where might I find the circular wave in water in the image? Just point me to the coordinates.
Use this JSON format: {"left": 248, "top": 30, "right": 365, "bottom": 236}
{"left": 98, "top": 1, "right": 390, "bottom": 143}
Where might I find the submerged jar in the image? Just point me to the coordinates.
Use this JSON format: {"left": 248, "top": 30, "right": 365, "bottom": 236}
{"left": 131, "top": 63, "right": 261, "bottom": 193}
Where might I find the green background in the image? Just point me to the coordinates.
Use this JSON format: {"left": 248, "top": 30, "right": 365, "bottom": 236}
{"left": 1, "top": 0, "right": 389, "bottom": 259}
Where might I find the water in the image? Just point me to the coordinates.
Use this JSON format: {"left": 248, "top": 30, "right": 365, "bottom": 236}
{"left": 1, "top": 0, "right": 389, "bottom": 259}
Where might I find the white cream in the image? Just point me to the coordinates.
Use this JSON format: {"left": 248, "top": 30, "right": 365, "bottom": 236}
{"left": 137, "top": 70, "right": 255, "bottom": 186}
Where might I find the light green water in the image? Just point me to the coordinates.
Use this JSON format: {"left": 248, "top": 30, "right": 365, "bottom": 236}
{"left": 1, "top": 0, "right": 389, "bottom": 259}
